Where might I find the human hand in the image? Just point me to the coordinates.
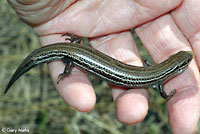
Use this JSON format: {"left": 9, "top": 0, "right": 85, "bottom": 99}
{"left": 8, "top": 0, "right": 200, "bottom": 133}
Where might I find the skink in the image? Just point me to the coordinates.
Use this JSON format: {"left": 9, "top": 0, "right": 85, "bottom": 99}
{"left": 4, "top": 42, "right": 193, "bottom": 99}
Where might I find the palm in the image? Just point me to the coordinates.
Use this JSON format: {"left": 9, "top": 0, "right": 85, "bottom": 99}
{"left": 8, "top": 0, "right": 200, "bottom": 133}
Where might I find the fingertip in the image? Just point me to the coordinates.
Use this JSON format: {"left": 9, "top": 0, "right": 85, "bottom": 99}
{"left": 58, "top": 76, "right": 96, "bottom": 112}
{"left": 115, "top": 89, "right": 149, "bottom": 124}
{"left": 48, "top": 61, "right": 96, "bottom": 112}
{"left": 167, "top": 86, "right": 200, "bottom": 133}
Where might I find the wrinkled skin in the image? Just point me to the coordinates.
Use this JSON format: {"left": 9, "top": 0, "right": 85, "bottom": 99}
{"left": 8, "top": 0, "right": 200, "bottom": 133}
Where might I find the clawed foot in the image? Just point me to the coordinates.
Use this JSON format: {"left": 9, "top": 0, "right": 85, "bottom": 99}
{"left": 156, "top": 84, "right": 176, "bottom": 100}
{"left": 57, "top": 73, "right": 64, "bottom": 84}
{"left": 57, "top": 70, "right": 71, "bottom": 84}
{"left": 165, "top": 89, "right": 176, "bottom": 100}
{"left": 62, "top": 33, "right": 81, "bottom": 43}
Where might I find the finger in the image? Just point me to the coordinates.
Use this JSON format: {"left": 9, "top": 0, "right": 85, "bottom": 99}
{"left": 91, "top": 32, "right": 149, "bottom": 124}
{"left": 136, "top": 14, "right": 200, "bottom": 133}
{"left": 172, "top": 0, "right": 200, "bottom": 69}
{"left": 33, "top": 0, "right": 182, "bottom": 37}
{"left": 7, "top": 0, "right": 76, "bottom": 25}
{"left": 40, "top": 34, "right": 96, "bottom": 112}
{"left": 171, "top": 1, "right": 200, "bottom": 132}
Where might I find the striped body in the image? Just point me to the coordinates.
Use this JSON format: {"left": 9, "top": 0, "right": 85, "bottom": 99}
{"left": 5, "top": 43, "right": 193, "bottom": 98}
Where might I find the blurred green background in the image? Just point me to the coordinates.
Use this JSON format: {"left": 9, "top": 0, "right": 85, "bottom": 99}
{"left": 0, "top": 0, "right": 199, "bottom": 134}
